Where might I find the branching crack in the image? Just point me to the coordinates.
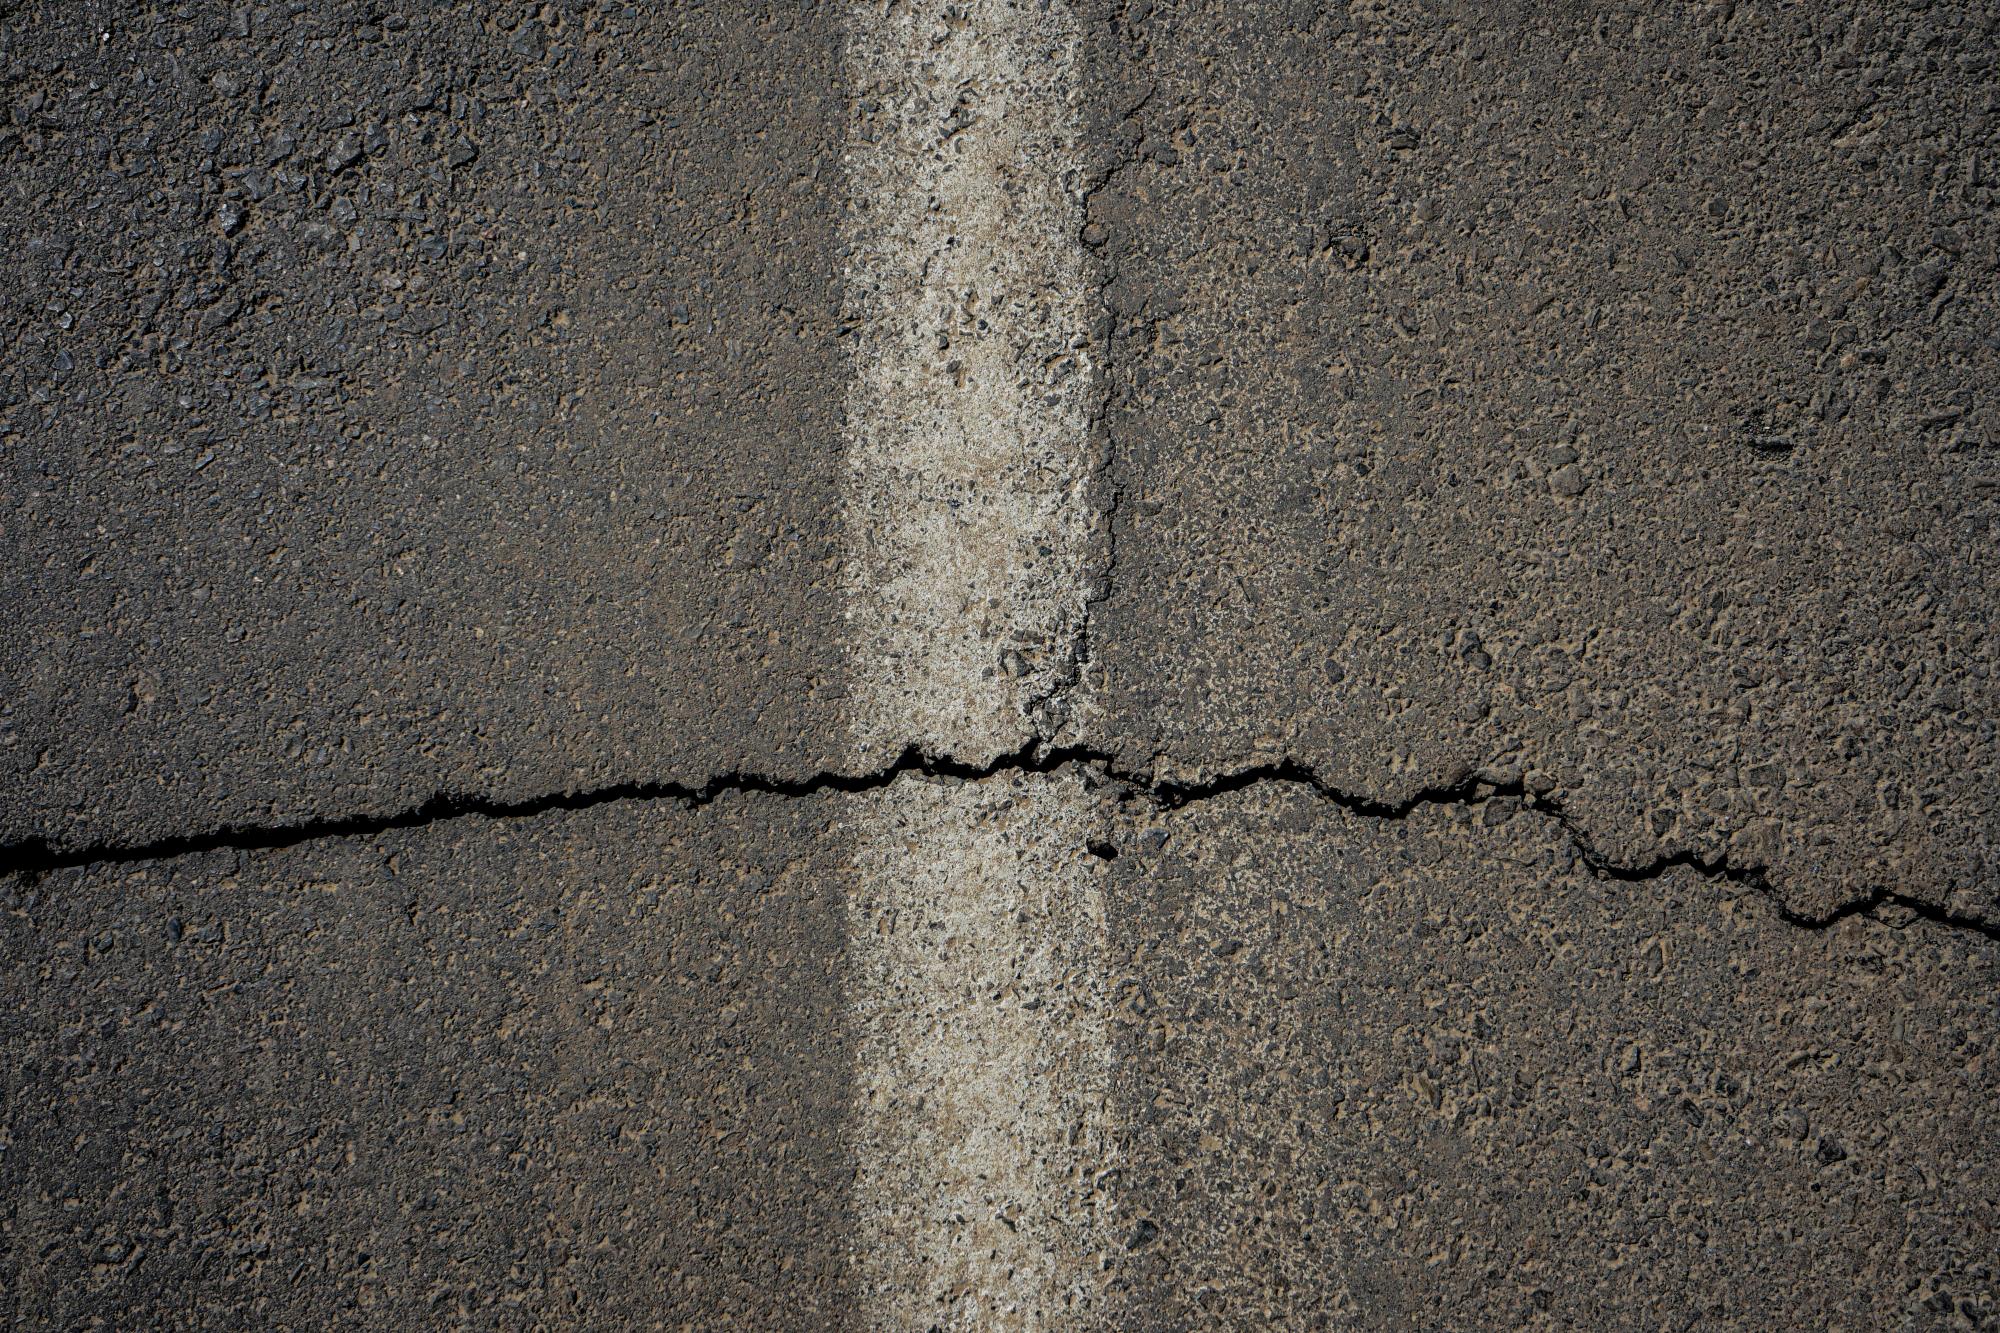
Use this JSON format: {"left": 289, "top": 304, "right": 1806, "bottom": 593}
{"left": 4, "top": 742, "right": 1993, "bottom": 942}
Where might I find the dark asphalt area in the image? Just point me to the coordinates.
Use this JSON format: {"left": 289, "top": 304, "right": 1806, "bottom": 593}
{"left": 1085, "top": 0, "right": 1998, "bottom": 925}
{"left": 3, "top": 2, "right": 1995, "bottom": 1329}
{"left": 2, "top": 2, "right": 851, "bottom": 854}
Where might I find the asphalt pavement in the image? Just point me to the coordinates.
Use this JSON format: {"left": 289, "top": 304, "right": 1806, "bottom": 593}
{"left": 1, "top": 2, "right": 851, "bottom": 854}
{"left": 2, "top": 2, "right": 1994, "bottom": 1329}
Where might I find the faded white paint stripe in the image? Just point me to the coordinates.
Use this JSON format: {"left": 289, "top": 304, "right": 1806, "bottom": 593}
{"left": 841, "top": 0, "right": 1097, "bottom": 765}
{"left": 845, "top": 774, "right": 1113, "bottom": 1330}
{"left": 839, "top": 1, "right": 1109, "bottom": 1328}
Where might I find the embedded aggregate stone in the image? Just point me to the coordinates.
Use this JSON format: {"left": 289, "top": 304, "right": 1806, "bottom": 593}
{"left": 0, "top": 2, "right": 850, "bottom": 855}
{"left": 1082, "top": 0, "right": 1999, "bottom": 926}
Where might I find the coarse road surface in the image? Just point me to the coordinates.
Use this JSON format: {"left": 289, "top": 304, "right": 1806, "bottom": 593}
{"left": 3, "top": 2, "right": 1995, "bottom": 1329}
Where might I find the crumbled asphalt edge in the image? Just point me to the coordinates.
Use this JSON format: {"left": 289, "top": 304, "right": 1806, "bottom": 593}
{"left": 3, "top": 742, "right": 1993, "bottom": 943}
{"left": 1035, "top": 0, "right": 1150, "bottom": 746}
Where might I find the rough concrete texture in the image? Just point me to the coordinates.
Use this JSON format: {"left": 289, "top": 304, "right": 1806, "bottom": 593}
{"left": 1084, "top": 0, "right": 2000, "bottom": 925}
{"left": 1102, "top": 786, "right": 1998, "bottom": 1330}
{"left": 0, "top": 792, "right": 851, "bottom": 1328}
{"left": 0, "top": 3, "right": 849, "bottom": 855}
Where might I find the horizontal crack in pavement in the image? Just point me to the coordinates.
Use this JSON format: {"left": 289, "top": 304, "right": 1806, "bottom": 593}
{"left": 3, "top": 743, "right": 1994, "bottom": 942}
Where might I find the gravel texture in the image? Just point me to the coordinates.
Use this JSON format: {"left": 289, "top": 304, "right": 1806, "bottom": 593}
{"left": 1, "top": 3, "right": 849, "bottom": 855}
{"left": 1083, "top": 0, "right": 1999, "bottom": 926}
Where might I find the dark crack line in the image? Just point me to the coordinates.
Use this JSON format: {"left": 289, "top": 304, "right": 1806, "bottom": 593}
{"left": 1567, "top": 842, "right": 1999, "bottom": 940}
{"left": 1161, "top": 761, "right": 1996, "bottom": 940}
{"left": 0, "top": 740, "right": 1055, "bottom": 879}
{"left": 4, "top": 743, "right": 1993, "bottom": 941}
{"left": 1767, "top": 886, "right": 2000, "bottom": 940}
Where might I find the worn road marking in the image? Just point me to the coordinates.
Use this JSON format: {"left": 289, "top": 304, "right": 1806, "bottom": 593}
{"left": 839, "top": 1, "right": 1110, "bottom": 1328}
{"left": 841, "top": 0, "right": 1097, "bottom": 765}
{"left": 846, "top": 774, "right": 1113, "bottom": 1330}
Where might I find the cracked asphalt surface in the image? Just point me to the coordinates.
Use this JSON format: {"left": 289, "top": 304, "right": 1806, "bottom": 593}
{"left": 1082, "top": 0, "right": 2000, "bottom": 927}
{"left": 1, "top": 2, "right": 851, "bottom": 853}
{"left": 3, "top": 2, "right": 1996, "bottom": 1329}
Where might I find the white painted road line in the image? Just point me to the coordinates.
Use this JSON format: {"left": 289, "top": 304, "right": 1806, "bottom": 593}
{"left": 846, "top": 774, "right": 1113, "bottom": 1330}
{"left": 841, "top": 0, "right": 1098, "bottom": 765}
{"left": 839, "top": 1, "right": 1110, "bottom": 1327}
